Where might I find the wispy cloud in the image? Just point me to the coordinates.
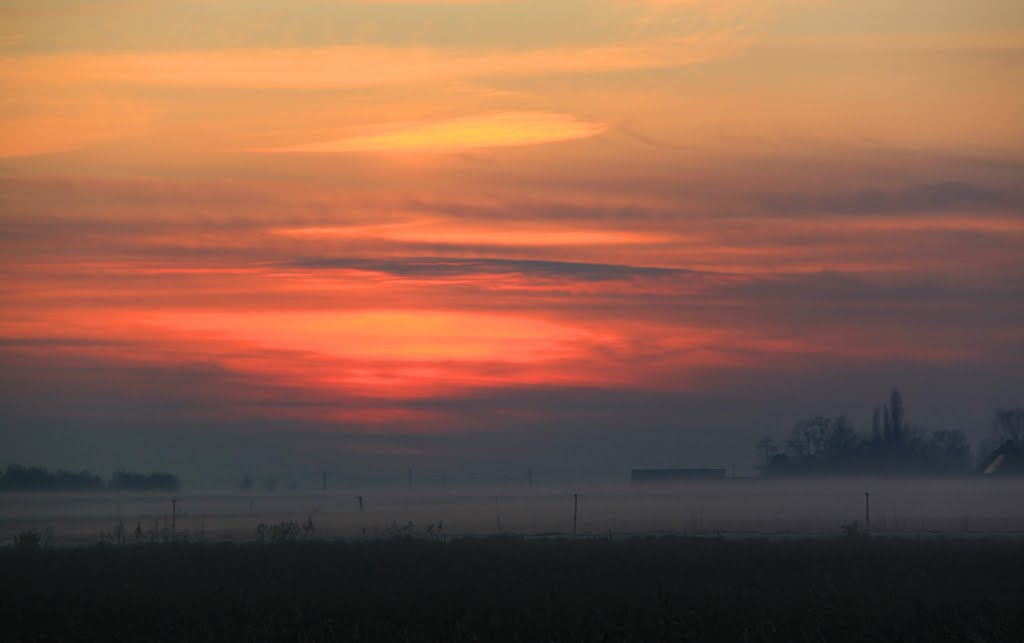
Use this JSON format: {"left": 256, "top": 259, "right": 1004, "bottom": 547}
{"left": 259, "top": 111, "right": 606, "bottom": 153}
{"left": 0, "top": 38, "right": 741, "bottom": 91}
{"left": 272, "top": 218, "right": 668, "bottom": 247}
{"left": 287, "top": 257, "right": 693, "bottom": 281}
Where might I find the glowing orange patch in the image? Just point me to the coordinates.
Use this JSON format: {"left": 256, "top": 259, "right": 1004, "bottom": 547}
{"left": 147, "top": 310, "right": 589, "bottom": 363}
{"left": 261, "top": 112, "right": 606, "bottom": 154}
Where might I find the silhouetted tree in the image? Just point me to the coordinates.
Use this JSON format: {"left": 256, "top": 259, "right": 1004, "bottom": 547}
{"left": 0, "top": 465, "right": 104, "bottom": 492}
{"left": 824, "top": 416, "right": 858, "bottom": 460}
{"left": 785, "top": 417, "right": 827, "bottom": 461}
{"left": 0, "top": 465, "right": 181, "bottom": 492}
{"left": 889, "top": 388, "right": 905, "bottom": 446}
{"left": 921, "top": 429, "right": 972, "bottom": 473}
{"left": 758, "top": 389, "right": 974, "bottom": 477}
{"left": 871, "top": 408, "right": 882, "bottom": 451}
{"left": 109, "top": 470, "right": 179, "bottom": 492}
{"left": 991, "top": 408, "right": 1024, "bottom": 446}
{"left": 777, "top": 415, "right": 861, "bottom": 473}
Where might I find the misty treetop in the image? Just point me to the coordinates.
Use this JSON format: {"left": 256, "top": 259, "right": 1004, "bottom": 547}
{"left": 109, "top": 470, "right": 180, "bottom": 492}
{"left": 990, "top": 408, "right": 1024, "bottom": 447}
{"left": 756, "top": 389, "right": 993, "bottom": 477}
{"left": 0, "top": 465, "right": 104, "bottom": 492}
{"left": 0, "top": 465, "right": 179, "bottom": 492}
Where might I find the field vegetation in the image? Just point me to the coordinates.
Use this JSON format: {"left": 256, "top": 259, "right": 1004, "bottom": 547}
{"left": 3, "top": 537, "right": 1023, "bottom": 641}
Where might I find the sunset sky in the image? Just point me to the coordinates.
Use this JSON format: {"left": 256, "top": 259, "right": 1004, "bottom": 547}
{"left": 2, "top": 0, "right": 1022, "bottom": 487}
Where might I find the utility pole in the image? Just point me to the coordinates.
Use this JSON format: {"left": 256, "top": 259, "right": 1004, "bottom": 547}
{"left": 171, "top": 498, "right": 176, "bottom": 543}
{"left": 573, "top": 493, "right": 578, "bottom": 538}
{"left": 865, "top": 492, "right": 871, "bottom": 537}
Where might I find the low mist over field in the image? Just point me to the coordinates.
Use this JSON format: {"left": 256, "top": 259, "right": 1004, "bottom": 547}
{"left": 4, "top": 479, "right": 1024, "bottom": 548}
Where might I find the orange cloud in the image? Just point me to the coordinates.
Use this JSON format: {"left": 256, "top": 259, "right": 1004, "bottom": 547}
{"left": 258, "top": 111, "right": 606, "bottom": 154}
{"left": 0, "top": 93, "right": 155, "bottom": 158}
{"left": 146, "top": 309, "right": 593, "bottom": 363}
{"left": 0, "top": 36, "right": 745, "bottom": 92}
{"left": 273, "top": 217, "right": 669, "bottom": 247}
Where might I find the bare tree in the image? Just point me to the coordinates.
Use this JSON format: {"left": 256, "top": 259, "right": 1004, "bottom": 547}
{"left": 889, "top": 388, "right": 905, "bottom": 447}
{"left": 871, "top": 408, "right": 882, "bottom": 446}
{"left": 924, "top": 429, "right": 971, "bottom": 472}
{"left": 786, "top": 416, "right": 856, "bottom": 464}
{"left": 991, "top": 408, "right": 1024, "bottom": 445}
{"left": 755, "top": 435, "right": 779, "bottom": 467}
{"left": 786, "top": 417, "right": 827, "bottom": 460}
{"left": 823, "top": 415, "right": 858, "bottom": 462}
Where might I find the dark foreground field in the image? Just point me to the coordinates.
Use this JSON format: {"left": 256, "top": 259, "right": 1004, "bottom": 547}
{"left": 3, "top": 538, "right": 1023, "bottom": 642}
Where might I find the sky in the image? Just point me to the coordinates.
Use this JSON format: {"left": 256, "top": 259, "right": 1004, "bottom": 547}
{"left": 1, "top": 0, "right": 1023, "bottom": 488}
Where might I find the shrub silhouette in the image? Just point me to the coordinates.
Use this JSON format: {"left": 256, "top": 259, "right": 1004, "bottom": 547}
{"left": 13, "top": 530, "right": 41, "bottom": 551}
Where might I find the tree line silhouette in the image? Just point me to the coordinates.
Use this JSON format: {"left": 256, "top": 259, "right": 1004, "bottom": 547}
{"left": 757, "top": 389, "right": 1024, "bottom": 476}
{"left": 0, "top": 465, "right": 179, "bottom": 492}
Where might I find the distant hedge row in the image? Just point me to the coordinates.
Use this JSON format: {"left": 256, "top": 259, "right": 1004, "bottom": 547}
{"left": 0, "top": 464, "right": 179, "bottom": 492}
